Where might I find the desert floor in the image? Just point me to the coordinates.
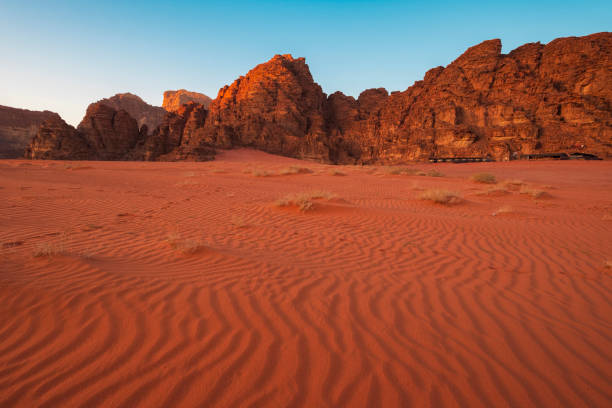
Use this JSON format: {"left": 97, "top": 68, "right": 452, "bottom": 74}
{"left": 0, "top": 149, "right": 611, "bottom": 407}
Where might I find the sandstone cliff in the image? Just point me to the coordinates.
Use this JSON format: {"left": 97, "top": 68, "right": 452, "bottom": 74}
{"left": 163, "top": 90, "right": 212, "bottom": 112}
{"left": 0, "top": 106, "right": 60, "bottom": 158}
{"left": 25, "top": 32, "right": 612, "bottom": 162}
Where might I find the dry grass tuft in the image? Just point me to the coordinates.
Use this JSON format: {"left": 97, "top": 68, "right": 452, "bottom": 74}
{"left": 471, "top": 173, "right": 497, "bottom": 184}
{"left": 476, "top": 186, "right": 510, "bottom": 196}
{"left": 500, "top": 179, "right": 524, "bottom": 191}
{"left": 279, "top": 166, "right": 312, "bottom": 175}
{"left": 33, "top": 232, "right": 67, "bottom": 258}
{"left": 275, "top": 191, "right": 337, "bottom": 212}
{"left": 426, "top": 170, "right": 445, "bottom": 177}
{"left": 419, "top": 189, "right": 462, "bottom": 205}
{"left": 492, "top": 205, "right": 514, "bottom": 216}
{"left": 231, "top": 216, "right": 249, "bottom": 228}
{"left": 520, "top": 186, "right": 550, "bottom": 199}
{"left": 330, "top": 169, "right": 347, "bottom": 176}
{"left": 252, "top": 169, "right": 275, "bottom": 177}
{"left": 166, "top": 232, "right": 205, "bottom": 254}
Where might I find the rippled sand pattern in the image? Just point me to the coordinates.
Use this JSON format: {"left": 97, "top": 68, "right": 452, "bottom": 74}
{"left": 1, "top": 150, "right": 611, "bottom": 407}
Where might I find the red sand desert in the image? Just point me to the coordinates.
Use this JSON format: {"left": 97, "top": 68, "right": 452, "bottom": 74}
{"left": 0, "top": 149, "right": 611, "bottom": 407}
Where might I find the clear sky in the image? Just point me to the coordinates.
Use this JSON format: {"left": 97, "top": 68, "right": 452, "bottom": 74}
{"left": 1, "top": 0, "right": 610, "bottom": 125}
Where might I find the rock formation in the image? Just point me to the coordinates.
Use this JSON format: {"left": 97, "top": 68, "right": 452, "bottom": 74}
{"left": 25, "top": 32, "right": 612, "bottom": 162}
{"left": 95, "top": 93, "right": 167, "bottom": 132}
{"left": 199, "top": 54, "right": 331, "bottom": 160}
{"left": 163, "top": 90, "right": 212, "bottom": 112}
{"left": 0, "top": 106, "right": 61, "bottom": 158}
{"left": 25, "top": 116, "right": 90, "bottom": 160}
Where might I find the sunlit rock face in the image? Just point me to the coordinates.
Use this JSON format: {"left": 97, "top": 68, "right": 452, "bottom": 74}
{"left": 25, "top": 33, "right": 612, "bottom": 162}
{"left": 197, "top": 54, "right": 332, "bottom": 161}
{"left": 0, "top": 105, "right": 61, "bottom": 158}
{"left": 163, "top": 90, "right": 212, "bottom": 112}
{"left": 358, "top": 33, "right": 612, "bottom": 162}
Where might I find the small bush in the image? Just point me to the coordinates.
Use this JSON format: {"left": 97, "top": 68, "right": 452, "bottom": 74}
{"left": 519, "top": 186, "right": 550, "bottom": 199}
{"left": 275, "top": 191, "right": 337, "bottom": 211}
{"left": 419, "top": 189, "right": 462, "bottom": 205}
{"left": 471, "top": 173, "right": 497, "bottom": 184}
{"left": 426, "top": 170, "right": 444, "bottom": 177}
{"left": 166, "top": 232, "right": 205, "bottom": 254}
{"left": 33, "top": 232, "right": 67, "bottom": 258}
{"left": 492, "top": 205, "right": 513, "bottom": 216}
{"left": 279, "top": 166, "right": 312, "bottom": 175}
{"left": 252, "top": 170, "right": 274, "bottom": 177}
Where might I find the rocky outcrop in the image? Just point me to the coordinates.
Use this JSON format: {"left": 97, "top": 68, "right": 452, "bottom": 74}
{"left": 142, "top": 102, "right": 215, "bottom": 161}
{"left": 163, "top": 90, "right": 212, "bottom": 112}
{"left": 0, "top": 106, "right": 61, "bottom": 158}
{"left": 199, "top": 54, "right": 332, "bottom": 160}
{"left": 25, "top": 32, "right": 612, "bottom": 162}
{"left": 25, "top": 116, "right": 90, "bottom": 160}
{"left": 76, "top": 102, "right": 143, "bottom": 160}
{"left": 360, "top": 33, "right": 612, "bottom": 162}
{"left": 95, "top": 93, "right": 166, "bottom": 132}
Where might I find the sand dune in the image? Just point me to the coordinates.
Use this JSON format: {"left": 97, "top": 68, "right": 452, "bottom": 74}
{"left": 1, "top": 149, "right": 611, "bottom": 407}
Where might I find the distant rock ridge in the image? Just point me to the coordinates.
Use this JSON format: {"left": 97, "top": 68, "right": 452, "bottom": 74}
{"left": 95, "top": 93, "right": 167, "bottom": 132}
{"left": 25, "top": 32, "right": 612, "bottom": 162}
{"left": 163, "top": 90, "right": 212, "bottom": 112}
{"left": 0, "top": 105, "right": 60, "bottom": 158}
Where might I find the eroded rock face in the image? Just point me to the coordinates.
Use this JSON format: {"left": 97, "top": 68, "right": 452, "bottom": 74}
{"left": 163, "top": 90, "right": 212, "bottom": 112}
{"left": 95, "top": 93, "right": 167, "bottom": 132}
{"left": 77, "top": 102, "right": 142, "bottom": 160}
{"left": 362, "top": 32, "right": 612, "bottom": 162}
{"left": 199, "top": 54, "right": 332, "bottom": 160}
{"left": 0, "top": 105, "right": 61, "bottom": 158}
{"left": 26, "top": 32, "right": 612, "bottom": 162}
{"left": 143, "top": 102, "right": 214, "bottom": 161}
{"left": 25, "top": 116, "right": 90, "bottom": 160}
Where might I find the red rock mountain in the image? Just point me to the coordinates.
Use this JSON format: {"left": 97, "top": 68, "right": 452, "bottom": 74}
{"left": 26, "top": 32, "right": 612, "bottom": 162}
{"left": 95, "top": 93, "right": 167, "bottom": 132}
{"left": 0, "top": 105, "right": 60, "bottom": 158}
{"left": 163, "top": 90, "right": 212, "bottom": 112}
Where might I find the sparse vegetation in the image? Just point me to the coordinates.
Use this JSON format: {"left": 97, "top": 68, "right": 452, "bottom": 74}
{"left": 33, "top": 232, "right": 67, "bottom": 258}
{"left": 471, "top": 173, "right": 497, "bottom": 184}
{"left": 426, "top": 170, "right": 445, "bottom": 177}
{"left": 492, "top": 205, "right": 513, "bottom": 216}
{"left": 500, "top": 179, "right": 524, "bottom": 191}
{"left": 419, "top": 189, "right": 462, "bottom": 205}
{"left": 520, "top": 186, "right": 550, "bottom": 199}
{"left": 166, "top": 232, "right": 205, "bottom": 254}
{"left": 476, "top": 186, "right": 510, "bottom": 196}
{"left": 252, "top": 170, "right": 275, "bottom": 177}
{"left": 275, "top": 191, "right": 337, "bottom": 211}
{"left": 330, "top": 169, "right": 346, "bottom": 176}
{"left": 279, "top": 166, "right": 312, "bottom": 175}
{"left": 231, "top": 216, "right": 249, "bottom": 228}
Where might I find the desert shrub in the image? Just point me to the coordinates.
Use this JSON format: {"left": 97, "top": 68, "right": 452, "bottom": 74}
{"left": 519, "top": 186, "right": 550, "bottom": 199}
{"left": 471, "top": 173, "right": 497, "bottom": 184}
{"left": 330, "top": 169, "right": 346, "bottom": 176}
{"left": 279, "top": 166, "right": 312, "bottom": 175}
{"left": 33, "top": 232, "right": 67, "bottom": 257}
{"left": 426, "top": 170, "right": 444, "bottom": 177}
{"left": 419, "top": 189, "right": 462, "bottom": 205}
{"left": 252, "top": 170, "right": 275, "bottom": 177}
{"left": 492, "top": 205, "right": 513, "bottom": 216}
{"left": 275, "top": 191, "right": 337, "bottom": 211}
{"left": 166, "top": 232, "right": 205, "bottom": 254}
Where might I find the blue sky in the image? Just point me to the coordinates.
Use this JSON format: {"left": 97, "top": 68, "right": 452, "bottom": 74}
{"left": 1, "top": 0, "right": 610, "bottom": 125}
